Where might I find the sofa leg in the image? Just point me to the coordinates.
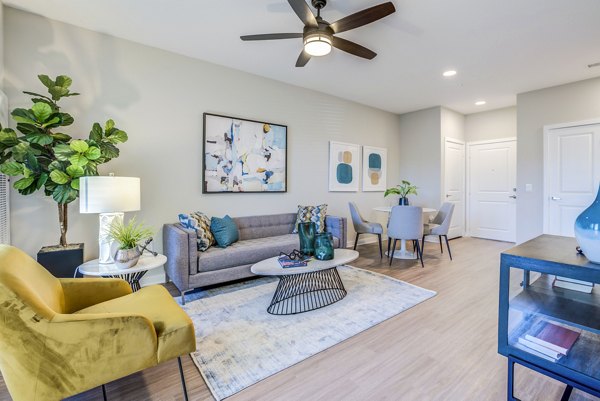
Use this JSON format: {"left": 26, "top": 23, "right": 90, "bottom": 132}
{"left": 180, "top": 290, "right": 189, "bottom": 305}
{"left": 101, "top": 384, "right": 107, "bottom": 401}
{"left": 178, "top": 356, "right": 189, "bottom": 401}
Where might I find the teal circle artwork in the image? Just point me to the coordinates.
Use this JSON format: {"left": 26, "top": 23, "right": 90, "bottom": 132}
{"left": 336, "top": 163, "right": 353, "bottom": 184}
{"left": 368, "top": 153, "right": 382, "bottom": 170}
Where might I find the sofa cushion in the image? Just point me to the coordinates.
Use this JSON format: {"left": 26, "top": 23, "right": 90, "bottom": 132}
{"left": 293, "top": 204, "right": 328, "bottom": 233}
{"left": 196, "top": 233, "right": 340, "bottom": 273}
{"left": 178, "top": 212, "right": 215, "bottom": 251}
{"left": 210, "top": 215, "right": 240, "bottom": 248}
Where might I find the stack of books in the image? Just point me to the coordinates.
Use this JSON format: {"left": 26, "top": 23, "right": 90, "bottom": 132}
{"left": 553, "top": 276, "right": 594, "bottom": 293}
{"left": 278, "top": 256, "right": 309, "bottom": 268}
{"left": 517, "top": 320, "right": 580, "bottom": 362}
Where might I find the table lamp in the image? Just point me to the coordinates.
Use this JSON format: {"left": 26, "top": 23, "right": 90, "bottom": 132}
{"left": 79, "top": 175, "right": 141, "bottom": 264}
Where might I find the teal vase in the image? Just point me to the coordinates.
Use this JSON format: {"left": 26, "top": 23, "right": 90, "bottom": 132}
{"left": 298, "top": 222, "right": 316, "bottom": 256}
{"left": 574, "top": 183, "right": 600, "bottom": 263}
{"left": 314, "top": 232, "right": 334, "bottom": 261}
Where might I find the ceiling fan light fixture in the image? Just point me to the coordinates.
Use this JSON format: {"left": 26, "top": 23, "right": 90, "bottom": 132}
{"left": 304, "top": 33, "right": 332, "bottom": 56}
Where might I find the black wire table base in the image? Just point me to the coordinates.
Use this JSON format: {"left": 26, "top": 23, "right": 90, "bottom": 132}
{"left": 104, "top": 271, "right": 148, "bottom": 292}
{"left": 267, "top": 267, "right": 347, "bottom": 315}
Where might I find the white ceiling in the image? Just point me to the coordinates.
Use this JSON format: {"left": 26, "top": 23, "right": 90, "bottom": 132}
{"left": 5, "top": 0, "right": 600, "bottom": 114}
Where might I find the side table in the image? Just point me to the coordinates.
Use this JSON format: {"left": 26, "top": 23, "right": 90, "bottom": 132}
{"left": 77, "top": 254, "right": 167, "bottom": 292}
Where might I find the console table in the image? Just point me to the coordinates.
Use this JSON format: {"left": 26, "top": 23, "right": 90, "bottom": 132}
{"left": 499, "top": 235, "right": 600, "bottom": 401}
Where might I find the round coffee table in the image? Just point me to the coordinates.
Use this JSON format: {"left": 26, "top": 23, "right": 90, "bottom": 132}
{"left": 251, "top": 249, "right": 359, "bottom": 315}
{"left": 77, "top": 254, "right": 167, "bottom": 292}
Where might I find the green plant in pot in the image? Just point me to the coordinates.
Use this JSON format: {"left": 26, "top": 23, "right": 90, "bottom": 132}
{"left": 106, "top": 217, "right": 154, "bottom": 269}
{"left": 384, "top": 180, "right": 418, "bottom": 205}
{"left": 0, "top": 74, "right": 128, "bottom": 276}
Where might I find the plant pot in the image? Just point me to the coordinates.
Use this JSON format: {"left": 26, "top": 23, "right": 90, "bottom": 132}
{"left": 575, "top": 184, "right": 600, "bottom": 263}
{"left": 114, "top": 247, "right": 141, "bottom": 269}
{"left": 399, "top": 197, "right": 410, "bottom": 206}
{"left": 37, "top": 243, "right": 84, "bottom": 278}
{"left": 298, "top": 222, "right": 316, "bottom": 256}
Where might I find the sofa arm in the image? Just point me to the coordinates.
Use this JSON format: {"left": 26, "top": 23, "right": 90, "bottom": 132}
{"left": 60, "top": 278, "right": 132, "bottom": 313}
{"left": 325, "top": 215, "right": 347, "bottom": 249}
{"left": 162, "top": 224, "right": 196, "bottom": 293}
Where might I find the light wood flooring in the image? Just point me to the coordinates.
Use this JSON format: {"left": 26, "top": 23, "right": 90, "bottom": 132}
{"left": 1, "top": 237, "right": 598, "bottom": 401}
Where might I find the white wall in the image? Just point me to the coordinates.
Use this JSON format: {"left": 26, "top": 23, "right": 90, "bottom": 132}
{"left": 516, "top": 77, "right": 600, "bottom": 243}
{"left": 397, "top": 107, "right": 441, "bottom": 208}
{"left": 441, "top": 107, "right": 465, "bottom": 142}
{"left": 465, "top": 106, "right": 516, "bottom": 142}
{"left": 4, "top": 8, "right": 402, "bottom": 274}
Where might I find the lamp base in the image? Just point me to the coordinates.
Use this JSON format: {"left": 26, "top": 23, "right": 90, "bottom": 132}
{"left": 99, "top": 212, "right": 123, "bottom": 264}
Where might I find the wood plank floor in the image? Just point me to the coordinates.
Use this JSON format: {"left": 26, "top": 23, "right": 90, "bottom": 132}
{"left": 1, "top": 237, "right": 598, "bottom": 401}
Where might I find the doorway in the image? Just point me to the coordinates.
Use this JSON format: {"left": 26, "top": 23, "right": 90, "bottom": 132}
{"left": 443, "top": 138, "right": 465, "bottom": 239}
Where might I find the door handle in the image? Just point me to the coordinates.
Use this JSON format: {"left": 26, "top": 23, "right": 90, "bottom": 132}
{"left": 509, "top": 195, "right": 517, "bottom": 199}
{"left": 551, "top": 196, "right": 561, "bottom": 201}
{"left": 446, "top": 194, "right": 451, "bottom": 198}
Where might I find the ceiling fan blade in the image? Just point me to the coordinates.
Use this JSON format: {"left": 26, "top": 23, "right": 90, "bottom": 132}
{"left": 330, "top": 2, "right": 396, "bottom": 34}
{"left": 332, "top": 36, "right": 377, "bottom": 59}
{"left": 288, "top": 0, "right": 318, "bottom": 27}
{"left": 295, "top": 50, "right": 311, "bottom": 67}
{"left": 240, "top": 33, "right": 303, "bottom": 41}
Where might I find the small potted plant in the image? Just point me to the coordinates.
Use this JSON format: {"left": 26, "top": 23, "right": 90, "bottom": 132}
{"left": 384, "top": 180, "right": 418, "bottom": 205}
{"left": 106, "top": 217, "right": 154, "bottom": 268}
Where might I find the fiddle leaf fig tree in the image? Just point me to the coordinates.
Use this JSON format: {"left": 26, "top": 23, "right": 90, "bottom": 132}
{"left": 0, "top": 74, "right": 128, "bottom": 247}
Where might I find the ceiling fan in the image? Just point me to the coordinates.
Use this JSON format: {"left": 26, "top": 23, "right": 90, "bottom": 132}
{"left": 240, "top": 0, "right": 396, "bottom": 67}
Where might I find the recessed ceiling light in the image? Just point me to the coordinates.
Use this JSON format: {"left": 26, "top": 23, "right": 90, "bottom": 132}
{"left": 443, "top": 70, "right": 457, "bottom": 77}
{"left": 475, "top": 100, "right": 486, "bottom": 106}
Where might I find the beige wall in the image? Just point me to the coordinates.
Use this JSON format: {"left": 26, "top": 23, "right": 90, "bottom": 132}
{"left": 465, "top": 106, "right": 516, "bottom": 143}
{"left": 516, "top": 77, "right": 600, "bottom": 243}
{"left": 4, "top": 8, "right": 403, "bottom": 280}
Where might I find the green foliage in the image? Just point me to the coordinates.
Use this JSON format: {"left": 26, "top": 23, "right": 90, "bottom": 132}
{"left": 384, "top": 180, "right": 418, "bottom": 198}
{"left": 106, "top": 217, "right": 154, "bottom": 250}
{"left": 0, "top": 74, "right": 128, "bottom": 205}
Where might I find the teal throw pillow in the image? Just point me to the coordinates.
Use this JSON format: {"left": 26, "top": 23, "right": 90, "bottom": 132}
{"left": 210, "top": 215, "right": 239, "bottom": 248}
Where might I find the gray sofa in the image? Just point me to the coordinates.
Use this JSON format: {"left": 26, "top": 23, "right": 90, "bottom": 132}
{"left": 163, "top": 212, "right": 347, "bottom": 303}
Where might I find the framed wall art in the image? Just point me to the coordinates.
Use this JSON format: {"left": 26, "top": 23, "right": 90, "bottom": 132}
{"left": 203, "top": 113, "right": 287, "bottom": 193}
{"left": 328, "top": 141, "right": 360, "bottom": 192}
{"left": 362, "top": 146, "right": 387, "bottom": 191}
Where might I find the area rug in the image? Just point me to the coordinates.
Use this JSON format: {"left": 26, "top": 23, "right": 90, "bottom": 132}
{"left": 181, "top": 265, "right": 436, "bottom": 400}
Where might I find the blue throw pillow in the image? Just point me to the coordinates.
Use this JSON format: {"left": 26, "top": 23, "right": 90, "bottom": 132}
{"left": 210, "top": 215, "right": 239, "bottom": 248}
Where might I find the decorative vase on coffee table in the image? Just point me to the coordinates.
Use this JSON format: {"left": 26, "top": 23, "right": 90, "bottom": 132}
{"left": 298, "top": 222, "right": 316, "bottom": 256}
{"left": 575, "top": 183, "right": 600, "bottom": 264}
{"left": 314, "top": 232, "right": 334, "bottom": 261}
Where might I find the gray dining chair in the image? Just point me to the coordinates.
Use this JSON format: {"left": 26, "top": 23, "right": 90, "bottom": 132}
{"left": 349, "top": 202, "right": 383, "bottom": 258}
{"left": 387, "top": 205, "right": 424, "bottom": 267}
{"left": 422, "top": 202, "right": 455, "bottom": 260}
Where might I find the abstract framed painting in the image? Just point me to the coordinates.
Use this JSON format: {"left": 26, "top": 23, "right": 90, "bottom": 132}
{"left": 203, "top": 113, "right": 287, "bottom": 193}
{"left": 362, "top": 146, "right": 387, "bottom": 191}
{"left": 328, "top": 141, "right": 360, "bottom": 192}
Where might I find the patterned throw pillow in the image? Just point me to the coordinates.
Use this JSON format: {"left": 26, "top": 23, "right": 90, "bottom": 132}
{"left": 293, "top": 204, "right": 328, "bottom": 233}
{"left": 178, "top": 212, "right": 215, "bottom": 251}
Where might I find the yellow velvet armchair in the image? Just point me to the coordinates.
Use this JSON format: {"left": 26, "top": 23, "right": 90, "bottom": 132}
{"left": 0, "top": 245, "right": 196, "bottom": 401}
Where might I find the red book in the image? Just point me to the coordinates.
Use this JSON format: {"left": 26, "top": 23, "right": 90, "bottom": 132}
{"left": 525, "top": 321, "right": 580, "bottom": 355}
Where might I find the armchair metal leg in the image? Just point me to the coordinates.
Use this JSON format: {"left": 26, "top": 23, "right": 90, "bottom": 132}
{"left": 421, "top": 235, "right": 426, "bottom": 255}
{"left": 439, "top": 236, "right": 443, "bottom": 253}
{"left": 101, "top": 384, "right": 107, "bottom": 401}
{"left": 178, "top": 356, "right": 189, "bottom": 401}
{"left": 353, "top": 233, "right": 360, "bottom": 250}
{"left": 377, "top": 234, "right": 383, "bottom": 259}
{"left": 387, "top": 237, "right": 391, "bottom": 258}
{"left": 389, "top": 239, "right": 397, "bottom": 265}
{"left": 444, "top": 235, "right": 453, "bottom": 260}
{"left": 415, "top": 240, "right": 424, "bottom": 267}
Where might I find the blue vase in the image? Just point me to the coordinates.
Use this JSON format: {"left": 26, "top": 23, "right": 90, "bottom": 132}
{"left": 298, "top": 222, "right": 316, "bottom": 256}
{"left": 574, "top": 184, "right": 600, "bottom": 264}
{"left": 314, "top": 232, "right": 334, "bottom": 261}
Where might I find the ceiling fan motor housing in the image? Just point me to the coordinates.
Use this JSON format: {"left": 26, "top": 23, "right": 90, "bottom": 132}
{"left": 311, "top": 0, "right": 327, "bottom": 10}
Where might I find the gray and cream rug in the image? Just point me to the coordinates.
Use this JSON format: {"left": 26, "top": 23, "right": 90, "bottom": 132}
{"left": 181, "top": 265, "right": 436, "bottom": 400}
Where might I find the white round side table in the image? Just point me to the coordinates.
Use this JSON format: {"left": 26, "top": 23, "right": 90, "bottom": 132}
{"left": 77, "top": 253, "right": 167, "bottom": 292}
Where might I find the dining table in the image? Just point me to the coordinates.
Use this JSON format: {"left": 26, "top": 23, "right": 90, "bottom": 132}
{"left": 373, "top": 206, "right": 437, "bottom": 260}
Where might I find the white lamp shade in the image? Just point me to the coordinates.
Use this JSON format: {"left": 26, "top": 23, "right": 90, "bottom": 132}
{"left": 79, "top": 176, "right": 141, "bottom": 213}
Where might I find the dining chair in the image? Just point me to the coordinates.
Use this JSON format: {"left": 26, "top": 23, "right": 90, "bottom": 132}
{"left": 349, "top": 202, "right": 383, "bottom": 258}
{"left": 387, "top": 205, "right": 424, "bottom": 267}
{"left": 422, "top": 202, "right": 455, "bottom": 260}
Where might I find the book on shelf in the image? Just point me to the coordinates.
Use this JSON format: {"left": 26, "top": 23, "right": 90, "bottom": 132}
{"left": 553, "top": 277, "right": 594, "bottom": 294}
{"left": 524, "top": 320, "right": 580, "bottom": 355}
{"left": 278, "top": 256, "right": 308, "bottom": 268}
{"left": 512, "top": 341, "right": 558, "bottom": 362}
{"left": 517, "top": 337, "right": 562, "bottom": 360}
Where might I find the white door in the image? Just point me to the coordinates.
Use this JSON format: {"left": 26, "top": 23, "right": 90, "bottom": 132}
{"left": 444, "top": 138, "right": 465, "bottom": 238}
{"left": 544, "top": 123, "right": 600, "bottom": 237}
{"left": 467, "top": 139, "right": 517, "bottom": 242}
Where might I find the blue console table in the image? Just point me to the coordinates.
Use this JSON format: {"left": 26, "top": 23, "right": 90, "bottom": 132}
{"left": 499, "top": 235, "right": 600, "bottom": 401}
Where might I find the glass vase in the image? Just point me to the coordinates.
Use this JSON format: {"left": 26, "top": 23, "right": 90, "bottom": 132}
{"left": 575, "top": 183, "right": 600, "bottom": 263}
{"left": 298, "top": 222, "right": 316, "bottom": 256}
{"left": 314, "top": 232, "right": 334, "bottom": 261}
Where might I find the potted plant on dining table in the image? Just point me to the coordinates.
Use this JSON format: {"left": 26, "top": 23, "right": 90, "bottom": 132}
{"left": 384, "top": 180, "right": 418, "bottom": 205}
